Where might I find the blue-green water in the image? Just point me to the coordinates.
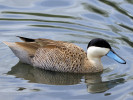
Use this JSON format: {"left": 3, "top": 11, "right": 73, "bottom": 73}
{"left": 0, "top": 0, "right": 133, "bottom": 100}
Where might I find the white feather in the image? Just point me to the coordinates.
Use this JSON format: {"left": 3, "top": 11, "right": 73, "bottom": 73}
{"left": 87, "top": 46, "right": 110, "bottom": 68}
{"left": 87, "top": 46, "right": 110, "bottom": 58}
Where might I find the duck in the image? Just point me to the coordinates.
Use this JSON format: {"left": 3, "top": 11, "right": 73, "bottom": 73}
{"left": 3, "top": 36, "right": 126, "bottom": 73}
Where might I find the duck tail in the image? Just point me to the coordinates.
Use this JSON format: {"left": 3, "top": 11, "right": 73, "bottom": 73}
{"left": 3, "top": 41, "right": 31, "bottom": 64}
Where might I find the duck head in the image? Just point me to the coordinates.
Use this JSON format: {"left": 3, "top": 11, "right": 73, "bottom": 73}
{"left": 87, "top": 38, "right": 126, "bottom": 64}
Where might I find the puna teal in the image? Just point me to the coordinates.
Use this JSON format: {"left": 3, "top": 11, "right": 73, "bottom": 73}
{"left": 3, "top": 36, "right": 126, "bottom": 73}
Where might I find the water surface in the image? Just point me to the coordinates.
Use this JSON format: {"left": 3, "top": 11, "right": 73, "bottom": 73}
{"left": 0, "top": 0, "right": 133, "bottom": 100}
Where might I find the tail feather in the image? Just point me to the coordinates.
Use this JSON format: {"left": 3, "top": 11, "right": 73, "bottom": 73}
{"left": 3, "top": 41, "right": 31, "bottom": 64}
{"left": 3, "top": 41, "right": 15, "bottom": 47}
{"left": 17, "top": 36, "right": 35, "bottom": 42}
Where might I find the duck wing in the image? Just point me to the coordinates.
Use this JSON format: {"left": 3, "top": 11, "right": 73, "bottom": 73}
{"left": 30, "top": 40, "right": 86, "bottom": 72}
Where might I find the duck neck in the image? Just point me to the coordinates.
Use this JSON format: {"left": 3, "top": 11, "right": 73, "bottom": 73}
{"left": 87, "top": 54, "right": 103, "bottom": 72}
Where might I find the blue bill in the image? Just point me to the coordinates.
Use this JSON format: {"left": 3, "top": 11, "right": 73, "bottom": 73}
{"left": 106, "top": 50, "right": 126, "bottom": 64}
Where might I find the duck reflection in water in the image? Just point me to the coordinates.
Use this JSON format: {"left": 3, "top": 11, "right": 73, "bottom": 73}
{"left": 7, "top": 62, "right": 125, "bottom": 93}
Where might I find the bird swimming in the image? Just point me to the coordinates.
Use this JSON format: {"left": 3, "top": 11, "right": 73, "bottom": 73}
{"left": 3, "top": 36, "right": 126, "bottom": 73}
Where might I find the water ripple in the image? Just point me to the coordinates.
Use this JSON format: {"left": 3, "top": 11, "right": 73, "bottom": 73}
{"left": 2, "top": 11, "right": 81, "bottom": 19}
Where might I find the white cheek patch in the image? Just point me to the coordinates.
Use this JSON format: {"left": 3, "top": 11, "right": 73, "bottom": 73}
{"left": 87, "top": 46, "right": 110, "bottom": 58}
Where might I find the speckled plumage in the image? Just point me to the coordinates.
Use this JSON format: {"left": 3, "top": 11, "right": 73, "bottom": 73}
{"left": 3, "top": 37, "right": 103, "bottom": 73}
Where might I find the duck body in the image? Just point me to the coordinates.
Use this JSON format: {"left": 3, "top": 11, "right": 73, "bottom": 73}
{"left": 3, "top": 37, "right": 126, "bottom": 73}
